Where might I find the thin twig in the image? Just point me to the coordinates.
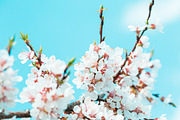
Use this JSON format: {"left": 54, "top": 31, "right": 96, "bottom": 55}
{"left": 24, "top": 40, "right": 42, "bottom": 67}
{"left": 99, "top": 5, "right": 105, "bottom": 43}
{"left": 131, "top": 27, "right": 148, "bottom": 53}
{"left": 113, "top": 0, "right": 154, "bottom": 82}
{"left": 147, "top": 0, "right": 154, "bottom": 25}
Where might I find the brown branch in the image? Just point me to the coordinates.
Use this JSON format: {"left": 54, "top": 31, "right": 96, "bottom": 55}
{"left": 64, "top": 93, "right": 105, "bottom": 114}
{"left": 99, "top": 5, "right": 105, "bottom": 43}
{"left": 113, "top": 56, "right": 128, "bottom": 82}
{"left": 24, "top": 40, "right": 42, "bottom": 67}
{"left": 0, "top": 94, "right": 105, "bottom": 119}
{"left": 113, "top": 0, "right": 154, "bottom": 82}
{"left": 20, "top": 32, "right": 42, "bottom": 69}
{"left": 0, "top": 110, "right": 30, "bottom": 119}
{"left": 64, "top": 101, "right": 81, "bottom": 114}
{"left": 113, "top": 27, "right": 148, "bottom": 82}
{"left": 147, "top": 0, "right": 154, "bottom": 25}
{"left": 131, "top": 27, "right": 148, "bottom": 53}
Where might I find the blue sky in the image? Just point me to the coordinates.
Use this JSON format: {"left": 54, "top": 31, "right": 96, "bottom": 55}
{"left": 0, "top": 0, "right": 180, "bottom": 119}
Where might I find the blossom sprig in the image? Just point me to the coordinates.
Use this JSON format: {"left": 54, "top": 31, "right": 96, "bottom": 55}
{"left": 18, "top": 38, "right": 76, "bottom": 119}
{"left": 73, "top": 38, "right": 161, "bottom": 119}
{"left": 115, "top": 0, "right": 159, "bottom": 82}
{"left": 72, "top": 3, "right": 154, "bottom": 119}
{"left": 0, "top": 0, "right": 176, "bottom": 119}
{"left": 64, "top": 93, "right": 105, "bottom": 115}
{"left": 71, "top": 1, "right": 175, "bottom": 120}
{"left": 72, "top": 5, "right": 158, "bottom": 119}
{"left": 65, "top": 97, "right": 124, "bottom": 120}
{"left": 19, "top": 32, "right": 42, "bottom": 68}
{"left": 116, "top": 22, "right": 150, "bottom": 83}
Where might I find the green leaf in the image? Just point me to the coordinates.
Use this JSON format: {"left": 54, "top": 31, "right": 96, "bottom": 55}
{"left": 32, "top": 62, "right": 36, "bottom": 67}
{"left": 100, "top": 4, "right": 103, "bottom": 9}
{"left": 20, "top": 31, "right": 28, "bottom": 40}
{"left": 68, "top": 57, "right": 76, "bottom": 67}
{"left": 9, "top": 35, "right": 15, "bottom": 47}
{"left": 59, "top": 80, "right": 64, "bottom": 85}
{"left": 39, "top": 45, "right": 43, "bottom": 54}
{"left": 146, "top": 20, "right": 149, "bottom": 25}
{"left": 151, "top": 49, "right": 154, "bottom": 56}
{"left": 93, "top": 40, "right": 96, "bottom": 45}
{"left": 125, "top": 49, "right": 127, "bottom": 54}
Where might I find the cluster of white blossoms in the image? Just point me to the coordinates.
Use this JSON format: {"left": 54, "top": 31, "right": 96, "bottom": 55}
{"left": 0, "top": 2, "right": 174, "bottom": 119}
{"left": 0, "top": 49, "right": 22, "bottom": 112}
{"left": 2, "top": 26, "right": 171, "bottom": 120}
{"left": 65, "top": 97, "right": 124, "bottom": 120}
{"left": 71, "top": 28, "right": 166, "bottom": 119}
{"left": 18, "top": 47, "right": 74, "bottom": 120}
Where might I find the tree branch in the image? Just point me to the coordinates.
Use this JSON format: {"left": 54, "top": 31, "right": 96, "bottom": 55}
{"left": 0, "top": 94, "right": 105, "bottom": 119}
{"left": 113, "top": 0, "right": 154, "bottom": 82}
{"left": 0, "top": 110, "right": 31, "bottom": 119}
{"left": 99, "top": 5, "right": 106, "bottom": 43}
{"left": 146, "top": 0, "right": 154, "bottom": 25}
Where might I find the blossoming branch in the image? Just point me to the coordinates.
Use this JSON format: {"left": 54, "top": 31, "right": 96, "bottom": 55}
{"left": 0, "top": 0, "right": 176, "bottom": 120}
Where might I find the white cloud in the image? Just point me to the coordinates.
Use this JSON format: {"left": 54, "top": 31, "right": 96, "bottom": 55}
{"left": 123, "top": 0, "right": 180, "bottom": 26}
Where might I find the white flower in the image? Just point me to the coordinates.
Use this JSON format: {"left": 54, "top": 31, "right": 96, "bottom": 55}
{"left": 128, "top": 25, "right": 147, "bottom": 34}
{"left": 0, "top": 50, "right": 14, "bottom": 71}
{"left": 164, "top": 94, "right": 172, "bottom": 104}
{"left": 151, "top": 18, "right": 164, "bottom": 33}
{"left": 19, "top": 55, "right": 74, "bottom": 119}
{"left": 140, "top": 36, "right": 150, "bottom": 48}
{"left": 18, "top": 46, "right": 34, "bottom": 64}
{"left": 0, "top": 49, "right": 22, "bottom": 110}
{"left": 73, "top": 40, "right": 161, "bottom": 120}
{"left": 73, "top": 105, "right": 81, "bottom": 113}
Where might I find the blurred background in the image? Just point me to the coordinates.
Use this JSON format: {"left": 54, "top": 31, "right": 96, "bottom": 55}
{"left": 0, "top": 0, "right": 179, "bottom": 119}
